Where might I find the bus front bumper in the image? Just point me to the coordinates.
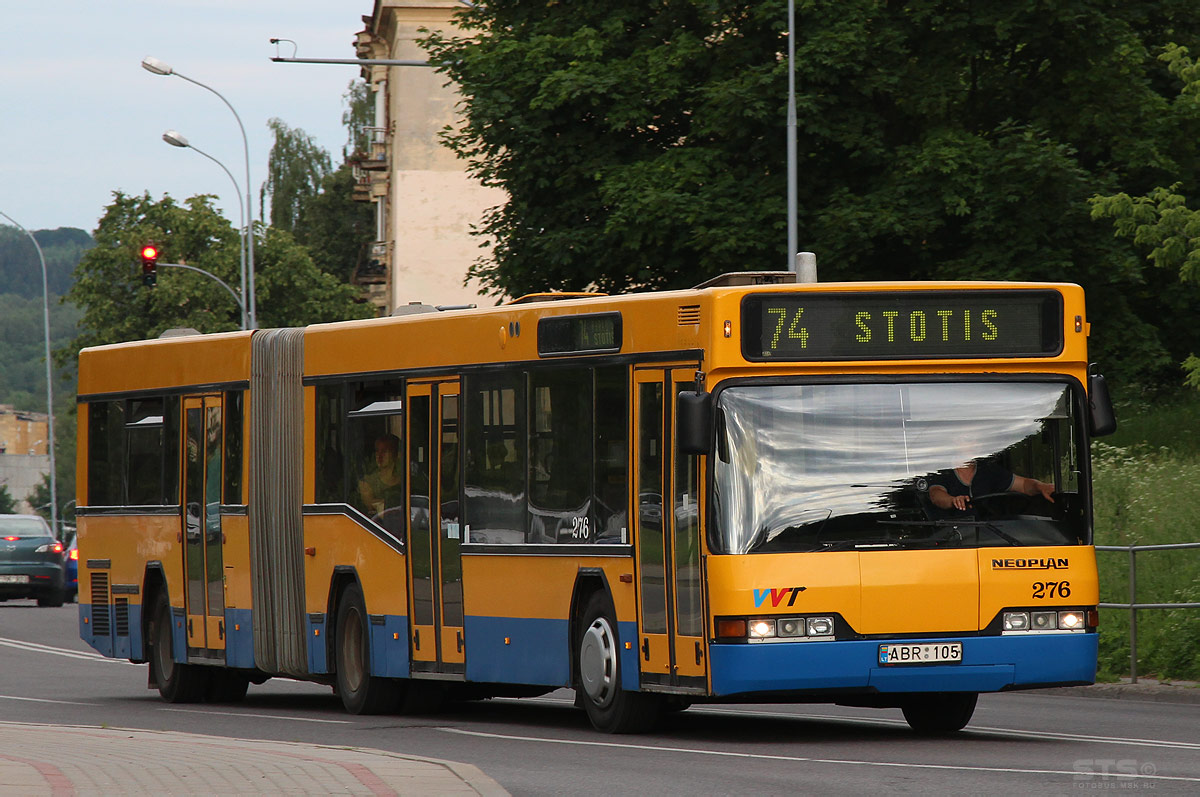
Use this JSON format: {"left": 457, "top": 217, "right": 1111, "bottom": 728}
{"left": 708, "top": 633, "right": 1097, "bottom": 697}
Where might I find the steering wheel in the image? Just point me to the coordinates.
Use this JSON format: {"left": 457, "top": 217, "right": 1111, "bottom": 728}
{"left": 969, "top": 491, "right": 1034, "bottom": 519}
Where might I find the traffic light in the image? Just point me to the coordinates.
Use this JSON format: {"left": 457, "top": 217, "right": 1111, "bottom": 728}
{"left": 140, "top": 244, "right": 159, "bottom": 287}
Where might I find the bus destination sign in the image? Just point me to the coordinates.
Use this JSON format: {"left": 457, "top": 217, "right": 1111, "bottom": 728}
{"left": 538, "top": 312, "right": 622, "bottom": 357}
{"left": 742, "top": 290, "right": 1063, "bottom": 360}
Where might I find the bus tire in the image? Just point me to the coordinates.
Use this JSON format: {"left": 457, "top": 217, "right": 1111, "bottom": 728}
{"left": 335, "top": 581, "right": 401, "bottom": 715}
{"left": 206, "top": 669, "right": 250, "bottom": 703}
{"left": 149, "top": 593, "right": 209, "bottom": 703}
{"left": 576, "top": 592, "right": 660, "bottom": 733}
{"left": 901, "top": 692, "right": 977, "bottom": 734}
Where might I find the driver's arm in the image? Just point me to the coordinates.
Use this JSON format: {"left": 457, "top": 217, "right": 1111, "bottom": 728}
{"left": 930, "top": 484, "right": 968, "bottom": 511}
{"left": 1011, "top": 474, "right": 1055, "bottom": 503}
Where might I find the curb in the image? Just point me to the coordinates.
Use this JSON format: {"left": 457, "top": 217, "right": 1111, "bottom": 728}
{"left": 1042, "top": 679, "right": 1200, "bottom": 705}
{"left": 0, "top": 722, "right": 510, "bottom": 796}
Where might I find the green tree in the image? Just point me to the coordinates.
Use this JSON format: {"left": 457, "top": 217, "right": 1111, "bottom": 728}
{"left": 262, "top": 118, "right": 333, "bottom": 233}
{"left": 0, "top": 484, "right": 17, "bottom": 515}
{"left": 293, "top": 81, "right": 376, "bottom": 285}
{"left": 424, "top": 1, "right": 1200, "bottom": 386}
{"left": 64, "top": 191, "right": 369, "bottom": 356}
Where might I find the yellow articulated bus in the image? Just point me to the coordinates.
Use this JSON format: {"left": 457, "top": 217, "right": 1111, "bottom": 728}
{"left": 77, "top": 274, "right": 1116, "bottom": 733}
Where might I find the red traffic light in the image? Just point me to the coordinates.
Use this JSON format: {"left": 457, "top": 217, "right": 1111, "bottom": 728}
{"left": 140, "top": 243, "right": 159, "bottom": 286}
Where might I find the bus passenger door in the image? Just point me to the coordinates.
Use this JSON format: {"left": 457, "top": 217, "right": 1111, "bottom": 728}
{"left": 181, "top": 396, "right": 226, "bottom": 658}
{"left": 406, "top": 380, "right": 464, "bottom": 674}
{"left": 633, "top": 367, "right": 706, "bottom": 690}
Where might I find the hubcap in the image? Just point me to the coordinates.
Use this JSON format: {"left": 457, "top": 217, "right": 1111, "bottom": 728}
{"left": 579, "top": 616, "right": 617, "bottom": 707}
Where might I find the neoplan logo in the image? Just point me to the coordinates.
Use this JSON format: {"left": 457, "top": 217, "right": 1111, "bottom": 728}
{"left": 991, "top": 557, "right": 1069, "bottom": 570}
{"left": 753, "top": 586, "right": 807, "bottom": 608}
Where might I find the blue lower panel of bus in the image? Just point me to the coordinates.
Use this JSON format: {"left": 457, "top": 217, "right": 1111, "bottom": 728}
{"left": 226, "top": 608, "right": 255, "bottom": 669}
{"left": 708, "top": 633, "right": 1098, "bottom": 697}
{"left": 79, "top": 602, "right": 141, "bottom": 661}
{"left": 463, "top": 616, "right": 641, "bottom": 690}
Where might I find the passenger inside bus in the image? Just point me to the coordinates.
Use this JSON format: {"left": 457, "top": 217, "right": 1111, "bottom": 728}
{"left": 359, "top": 433, "right": 405, "bottom": 517}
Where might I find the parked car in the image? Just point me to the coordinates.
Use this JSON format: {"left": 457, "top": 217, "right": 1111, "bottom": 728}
{"left": 0, "top": 514, "right": 65, "bottom": 607}
{"left": 63, "top": 531, "right": 78, "bottom": 602}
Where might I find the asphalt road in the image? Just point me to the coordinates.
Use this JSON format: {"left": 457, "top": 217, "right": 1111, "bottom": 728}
{"left": 3, "top": 601, "right": 1198, "bottom": 795}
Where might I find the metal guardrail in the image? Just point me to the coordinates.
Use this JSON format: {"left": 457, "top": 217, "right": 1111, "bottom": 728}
{"left": 1095, "top": 542, "right": 1200, "bottom": 683}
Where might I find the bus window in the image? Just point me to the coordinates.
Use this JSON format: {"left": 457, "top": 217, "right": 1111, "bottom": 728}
{"left": 125, "top": 398, "right": 164, "bottom": 506}
{"left": 595, "top": 366, "right": 628, "bottom": 543}
{"left": 529, "top": 368, "right": 592, "bottom": 542}
{"left": 223, "top": 390, "right": 244, "bottom": 505}
{"left": 315, "top": 384, "right": 345, "bottom": 504}
{"left": 713, "top": 381, "right": 1086, "bottom": 554}
{"left": 464, "top": 372, "right": 526, "bottom": 544}
{"left": 88, "top": 401, "right": 125, "bottom": 505}
{"left": 346, "top": 380, "right": 405, "bottom": 532}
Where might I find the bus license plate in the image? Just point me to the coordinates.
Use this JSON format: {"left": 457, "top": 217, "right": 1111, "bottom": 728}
{"left": 0, "top": 575, "right": 30, "bottom": 584}
{"left": 879, "top": 642, "right": 962, "bottom": 665}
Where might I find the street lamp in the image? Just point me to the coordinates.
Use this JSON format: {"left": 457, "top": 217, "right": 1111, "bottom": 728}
{"left": 786, "top": 0, "right": 797, "bottom": 273}
{"left": 0, "top": 211, "right": 58, "bottom": 537}
{"left": 141, "top": 56, "right": 257, "bottom": 329}
{"left": 162, "top": 129, "right": 248, "bottom": 330}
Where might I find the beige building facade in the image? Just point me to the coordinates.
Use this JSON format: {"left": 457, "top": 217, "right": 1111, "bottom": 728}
{"left": 352, "top": 0, "right": 506, "bottom": 313}
{"left": 0, "top": 406, "right": 49, "bottom": 512}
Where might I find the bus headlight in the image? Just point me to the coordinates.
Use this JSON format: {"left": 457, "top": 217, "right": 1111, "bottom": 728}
{"left": 806, "top": 616, "right": 835, "bottom": 637}
{"left": 777, "top": 618, "right": 805, "bottom": 637}
{"left": 1003, "top": 611, "right": 1030, "bottom": 631}
{"left": 1058, "top": 611, "right": 1085, "bottom": 630}
{"left": 749, "top": 619, "right": 776, "bottom": 639}
{"left": 1031, "top": 611, "right": 1057, "bottom": 630}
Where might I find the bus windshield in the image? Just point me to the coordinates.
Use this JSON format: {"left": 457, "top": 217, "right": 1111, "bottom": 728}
{"left": 712, "top": 381, "right": 1086, "bottom": 554}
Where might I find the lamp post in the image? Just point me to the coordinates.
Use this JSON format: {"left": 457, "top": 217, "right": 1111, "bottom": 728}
{"left": 0, "top": 211, "right": 57, "bottom": 537}
{"left": 786, "top": 0, "right": 797, "bottom": 272}
{"left": 141, "top": 56, "right": 257, "bottom": 329}
{"left": 162, "top": 129, "right": 248, "bottom": 330}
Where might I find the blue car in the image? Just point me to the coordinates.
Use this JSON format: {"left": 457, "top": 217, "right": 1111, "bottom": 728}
{"left": 63, "top": 530, "right": 78, "bottom": 602}
{"left": 0, "top": 514, "right": 65, "bottom": 607}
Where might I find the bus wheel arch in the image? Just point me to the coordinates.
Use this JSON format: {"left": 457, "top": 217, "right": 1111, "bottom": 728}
{"left": 147, "top": 586, "right": 210, "bottom": 702}
{"left": 332, "top": 577, "right": 402, "bottom": 714}
{"left": 574, "top": 588, "right": 660, "bottom": 733}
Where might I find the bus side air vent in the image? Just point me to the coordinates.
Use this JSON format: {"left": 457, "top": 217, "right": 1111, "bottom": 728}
{"left": 678, "top": 305, "right": 701, "bottom": 325}
{"left": 114, "top": 599, "right": 130, "bottom": 637}
{"left": 91, "top": 572, "right": 111, "bottom": 637}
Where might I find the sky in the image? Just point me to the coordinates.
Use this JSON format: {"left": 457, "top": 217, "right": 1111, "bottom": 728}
{"left": 1, "top": 1, "right": 370, "bottom": 234}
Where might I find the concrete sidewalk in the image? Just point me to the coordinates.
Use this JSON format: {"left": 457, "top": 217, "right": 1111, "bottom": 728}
{"left": 0, "top": 721, "right": 509, "bottom": 796}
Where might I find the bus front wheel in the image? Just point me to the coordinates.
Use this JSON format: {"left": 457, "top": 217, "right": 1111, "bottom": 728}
{"left": 149, "top": 593, "right": 209, "bottom": 703}
{"left": 901, "top": 692, "right": 977, "bottom": 734}
{"left": 576, "top": 592, "right": 660, "bottom": 733}
{"left": 335, "top": 581, "right": 402, "bottom": 715}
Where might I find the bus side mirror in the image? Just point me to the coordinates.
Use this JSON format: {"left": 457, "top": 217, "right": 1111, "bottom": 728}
{"left": 677, "top": 391, "right": 712, "bottom": 456}
{"left": 1088, "top": 371, "right": 1117, "bottom": 437}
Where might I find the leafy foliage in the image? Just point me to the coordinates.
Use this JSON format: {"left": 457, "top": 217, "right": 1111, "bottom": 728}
{"left": 294, "top": 164, "right": 374, "bottom": 284}
{"left": 0, "top": 484, "right": 16, "bottom": 516}
{"left": 424, "top": 0, "right": 1200, "bottom": 386}
{"left": 263, "top": 118, "right": 333, "bottom": 233}
{"left": 63, "top": 191, "right": 370, "bottom": 357}
{"left": 0, "top": 225, "right": 92, "bottom": 298}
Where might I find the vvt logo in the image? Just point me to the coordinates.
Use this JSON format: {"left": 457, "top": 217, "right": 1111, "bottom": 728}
{"left": 753, "top": 586, "right": 807, "bottom": 608}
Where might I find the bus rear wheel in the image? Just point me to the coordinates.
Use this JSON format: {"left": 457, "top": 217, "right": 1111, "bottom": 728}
{"left": 335, "top": 581, "right": 402, "bottom": 715}
{"left": 149, "top": 593, "right": 209, "bottom": 703}
{"left": 576, "top": 592, "right": 660, "bottom": 733}
{"left": 901, "top": 692, "right": 977, "bottom": 734}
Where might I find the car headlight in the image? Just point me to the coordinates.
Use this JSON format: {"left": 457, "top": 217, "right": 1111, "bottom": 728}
{"left": 806, "top": 616, "right": 835, "bottom": 637}
{"left": 1058, "top": 611, "right": 1085, "bottom": 630}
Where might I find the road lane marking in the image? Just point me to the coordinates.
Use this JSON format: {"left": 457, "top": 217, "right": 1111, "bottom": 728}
{"left": 438, "top": 727, "right": 1200, "bottom": 784}
{"left": 163, "top": 708, "right": 352, "bottom": 725}
{"left": 0, "top": 695, "right": 97, "bottom": 706}
{"left": 689, "top": 706, "right": 1200, "bottom": 751}
{"left": 0, "top": 637, "right": 135, "bottom": 664}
